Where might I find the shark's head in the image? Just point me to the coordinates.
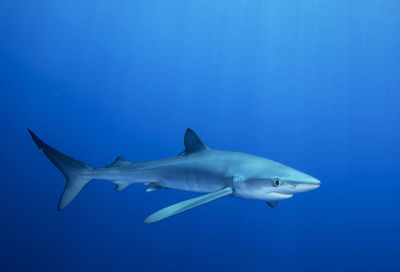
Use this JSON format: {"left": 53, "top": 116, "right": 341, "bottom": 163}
{"left": 233, "top": 159, "right": 321, "bottom": 202}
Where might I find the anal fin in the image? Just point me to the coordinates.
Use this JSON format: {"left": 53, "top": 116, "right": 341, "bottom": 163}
{"left": 114, "top": 181, "right": 130, "bottom": 192}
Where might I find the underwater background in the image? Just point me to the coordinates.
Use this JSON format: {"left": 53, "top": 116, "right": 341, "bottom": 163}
{"left": 1, "top": 0, "right": 399, "bottom": 271}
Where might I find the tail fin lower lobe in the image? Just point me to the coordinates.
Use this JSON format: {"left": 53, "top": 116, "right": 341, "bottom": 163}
{"left": 28, "top": 129, "right": 93, "bottom": 210}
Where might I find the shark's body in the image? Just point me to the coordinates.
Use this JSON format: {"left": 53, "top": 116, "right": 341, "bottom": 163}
{"left": 29, "top": 128, "right": 321, "bottom": 223}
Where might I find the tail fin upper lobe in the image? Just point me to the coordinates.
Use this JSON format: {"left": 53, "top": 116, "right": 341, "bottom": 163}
{"left": 28, "top": 129, "right": 93, "bottom": 210}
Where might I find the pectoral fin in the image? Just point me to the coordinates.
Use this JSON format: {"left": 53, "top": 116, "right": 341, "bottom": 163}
{"left": 266, "top": 201, "right": 278, "bottom": 208}
{"left": 144, "top": 187, "right": 233, "bottom": 224}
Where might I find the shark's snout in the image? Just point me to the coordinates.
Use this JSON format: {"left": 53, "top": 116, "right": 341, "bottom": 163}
{"left": 308, "top": 179, "right": 321, "bottom": 190}
{"left": 294, "top": 179, "right": 321, "bottom": 193}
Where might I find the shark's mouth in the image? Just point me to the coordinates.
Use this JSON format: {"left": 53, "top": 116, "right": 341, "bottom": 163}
{"left": 266, "top": 192, "right": 293, "bottom": 200}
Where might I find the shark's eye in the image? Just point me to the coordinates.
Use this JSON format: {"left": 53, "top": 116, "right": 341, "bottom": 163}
{"left": 273, "top": 178, "right": 281, "bottom": 187}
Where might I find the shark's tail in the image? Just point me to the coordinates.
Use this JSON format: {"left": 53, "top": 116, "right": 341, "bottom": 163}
{"left": 28, "top": 129, "right": 93, "bottom": 210}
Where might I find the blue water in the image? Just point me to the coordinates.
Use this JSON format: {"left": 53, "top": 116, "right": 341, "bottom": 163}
{"left": 1, "top": 1, "right": 399, "bottom": 271}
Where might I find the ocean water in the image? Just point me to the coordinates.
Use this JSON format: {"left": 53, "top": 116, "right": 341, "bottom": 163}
{"left": 1, "top": 1, "right": 399, "bottom": 271}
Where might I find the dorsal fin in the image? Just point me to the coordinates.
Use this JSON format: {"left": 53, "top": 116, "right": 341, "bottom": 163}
{"left": 182, "top": 128, "right": 207, "bottom": 155}
{"left": 106, "top": 156, "right": 130, "bottom": 167}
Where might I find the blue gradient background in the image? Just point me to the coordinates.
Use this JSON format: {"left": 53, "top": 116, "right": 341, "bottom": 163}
{"left": 1, "top": 1, "right": 399, "bottom": 271}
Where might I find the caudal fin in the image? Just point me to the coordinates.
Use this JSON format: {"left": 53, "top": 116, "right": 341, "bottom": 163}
{"left": 28, "top": 129, "right": 93, "bottom": 210}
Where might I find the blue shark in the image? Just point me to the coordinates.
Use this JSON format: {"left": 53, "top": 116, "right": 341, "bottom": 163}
{"left": 28, "top": 128, "right": 321, "bottom": 223}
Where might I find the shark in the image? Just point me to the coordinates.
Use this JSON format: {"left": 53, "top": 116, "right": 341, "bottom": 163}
{"left": 28, "top": 128, "right": 321, "bottom": 223}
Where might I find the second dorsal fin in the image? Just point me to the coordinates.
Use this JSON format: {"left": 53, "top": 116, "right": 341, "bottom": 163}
{"left": 106, "top": 156, "right": 130, "bottom": 167}
{"left": 181, "top": 128, "right": 208, "bottom": 155}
